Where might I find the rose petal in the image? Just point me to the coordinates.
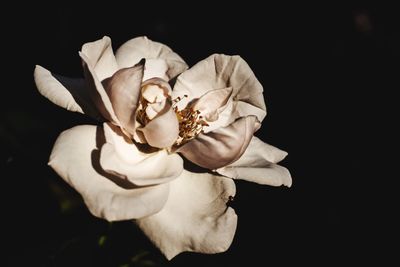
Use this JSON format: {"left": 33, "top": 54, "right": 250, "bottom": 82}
{"left": 80, "top": 52, "right": 120, "bottom": 124}
{"left": 34, "top": 65, "right": 101, "bottom": 120}
{"left": 138, "top": 103, "right": 179, "bottom": 148}
{"left": 100, "top": 123, "right": 183, "bottom": 186}
{"left": 177, "top": 116, "right": 258, "bottom": 170}
{"left": 173, "top": 54, "right": 266, "bottom": 130}
{"left": 136, "top": 170, "right": 237, "bottom": 260}
{"left": 49, "top": 125, "right": 170, "bottom": 221}
{"left": 230, "top": 136, "right": 288, "bottom": 165}
{"left": 115, "top": 36, "right": 188, "bottom": 80}
{"left": 217, "top": 163, "right": 292, "bottom": 187}
{"left": 103, "top": 59, "right": 145, "bottom": 135}
{"left": 190, "top": 87, "right": 233, "bottom": 122}
{"left": 216, "top": 137, "right": 292, "bottom": 187}
{"left": 80, "top": 36, "right": 119, "bottom": 81}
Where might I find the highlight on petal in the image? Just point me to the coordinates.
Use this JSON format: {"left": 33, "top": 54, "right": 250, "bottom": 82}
{"left": 100, "top": 123, "right": 183, "bottom": 186}
{"left": 34, "top": 65, "right": 101, "bottom": 120}
{"left": 216, "top": 137, "right": 292, "bottom": 187}
{"left": 103, "top": 59, "right": 145, "bottom": 136}
{"left": 177, "top": 116, "right": 258, "bottom": 170}
{"left": 115, "top": 36, "right": 188, "bottom": 80}
{"left": 49, "top": 125, "right": 170, "bottom": 221}
{"left": 136, "top": 170, "right": 237, "bottom": 260}
{"left": 80, "top": 36, "right": 119, "bottom": 81}
{"left": 173, "top": 54, "right": 267, "bottom": 129}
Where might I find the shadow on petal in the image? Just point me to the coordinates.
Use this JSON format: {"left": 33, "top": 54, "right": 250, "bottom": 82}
{"left": 91, "top": 126, "right": 138, "bottom": 189}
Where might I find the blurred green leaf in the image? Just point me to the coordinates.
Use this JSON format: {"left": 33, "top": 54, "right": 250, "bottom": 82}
{"left": 98, "top": 235, "right": 107, "bottom": 247}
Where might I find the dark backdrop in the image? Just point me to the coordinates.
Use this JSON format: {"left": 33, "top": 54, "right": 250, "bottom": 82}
{"left": 2, "top": 2, "right": 396, "bottom": 266}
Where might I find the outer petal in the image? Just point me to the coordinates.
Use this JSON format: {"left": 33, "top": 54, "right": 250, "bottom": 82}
{"left": 100, "top": 123, "right": 183, "bottom": 186}
{"left": 177, "top": 116, "right": 258, "bottom": 170}
{"left": 216, "top": 137, "right": 292, "bottom": 187}
{"left": 34, "top": 65, "right": 101, "bottom": 120}
{"left": 115, "top": 36, "right": 188, "bottom": 80}
{"left": 103, "top": 59, "right": 145, "bottom": 135}
{"left": 49, "top": 125, "right": 170, "bottom": 221}
{"left": 80, "top": 36, "right": 119, "bottom": 81}
{"left": 173, "top": 54, "right": 266, "bottom": 131}
{"left": 217, "top": 163, "right": 292, "bottom": 187}
{"left": 80, "top": 52, "right": 121, "bottom": 124}
{"left": 136, "top": 170, "right": 237, "bottom": 260}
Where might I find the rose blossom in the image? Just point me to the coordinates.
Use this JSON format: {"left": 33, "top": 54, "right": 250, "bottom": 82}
{"left": 34, "top": 36, "right": 292, "bottom": 259}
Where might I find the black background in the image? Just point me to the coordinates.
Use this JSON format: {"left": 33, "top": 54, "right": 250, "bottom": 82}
{"left": 2, "top": 2, "right": 397, "bottom": 266}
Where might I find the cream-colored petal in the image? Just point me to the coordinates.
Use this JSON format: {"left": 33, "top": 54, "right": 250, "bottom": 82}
{"left": 217, "top": 163, "right": 292, "bottom": 187}
{"left": 191, "top": 87, "right": 233, "bottom": 122}
{"left": 143, "top": 58, "right": 168, "bottom": 81}
{"left": 138, "top": 104, "right": 179, "bottom": 148}
{"left": 103, "top": 60, "right": 145, "bottom": 135}
{"left": 34, "top": 65, "right": 101, "bottom": 120}
{"left": 80, "top": 52, "right": 120, "bottom": 124}
{"left": 216, "top": 136, "right": 291, "bottom": 187}
{"left": 100, "top": 123, "right": 183, "bottom": 186}
{"left": 80, "top": 36, "right": 119, "bottom": 81}
{"left": 115, "top": 36, "right": 188, "bottom": 80}
{"left": 136, "top": 170, "right": 237, "bottom": 260}
{"left": 49, "top": 125, "right": 169, "bottom": 221}
{"left": 173, "top": 54, "right": 266, "bottom": 129}
{"left": 230, "top": 136, "right": 288, "bottom": 165}
{"left": 177, "top": 116, "right": 257, "bottom": 170}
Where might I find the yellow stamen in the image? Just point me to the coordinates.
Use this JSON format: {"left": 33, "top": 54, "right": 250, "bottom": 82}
{"left": 173, "top": 96, "right": 208, "bottom": 146}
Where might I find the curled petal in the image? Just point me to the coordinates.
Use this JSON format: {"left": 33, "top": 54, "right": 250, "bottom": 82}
{"left": 100, "top": 123, "right": 183, "bottom": 186}
{"left": 115, "top": 36, "right": 188, "bottom": 80}
{"left": 34, "top": 65, "right": 101, "bottom": 120}
{"left": 138, "top": 104, "right": 179, "bottom": 148}
{"left": 49, "top": 125, "right": 170, "bottom": 220}
{"left": 103, "top": 59, "right": 145, "bottom": 136}
{"left": 136, "top": 170, "right": 237, "bottom": 260}
{"left": 80, "top": 36, "right": 119, "bottom": 81}
{"left": 191, "top": 87, "right": 233, "bottom": 122}
{"left": 173, "top": 54, "right": 266, "bottom": 129}
{"left": 216, "top": 137, "right": 292, "bottom": 187}
{"left": 230, "top": 136, "right": 288, "bottom": 165}
{"left": 177, "top": 116, "right": 258, "bottom": 170}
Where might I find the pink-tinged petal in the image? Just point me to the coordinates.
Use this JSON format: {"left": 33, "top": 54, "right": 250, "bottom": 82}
{"left": 100, "top": 123, "right": 183, "bottom": 186}
{"left": 190, "top": 87, "right": 233, "bottom": 122}
{"left": 177, "top": 116, "right": 258, "bottom": 170}
{"left": 34, "top": 65, "right": 101, "bottom": 120}
{"left": 216, "top": 137, "right": 292, "bottom": 187}
{"left": 49, "top": 125, "right": 169, "bottom": 221}
{"left": 103, "top": 59, "right": 145, "bottom": 136}
{"left": 138, "top": 105, "right": 179, "bottom": 148}
{"left": 80, "top": 52, "right": 120, "bottom": 124}
{"left": 115, "top": 36, "right": 188, "bottom": 80}
{"left": 80, "top": 36, "right": 119, "bottom": 81}
{"left": 173, "top": 54, "right": 266, "bottom": 129}
{"left": 136, "top": 170, "right": 237, "bottom": 260}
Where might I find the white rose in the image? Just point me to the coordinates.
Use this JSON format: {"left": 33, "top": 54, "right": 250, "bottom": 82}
{"left": 34, "top": 36, "right": 292, "bottom": 259}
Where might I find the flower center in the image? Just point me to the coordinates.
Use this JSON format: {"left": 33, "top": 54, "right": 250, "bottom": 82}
{"left": 173, "top": 95, "right": 209, "bottom": 146}
{"left": 136, "top": 79, "right": 171, "bottom": 127}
